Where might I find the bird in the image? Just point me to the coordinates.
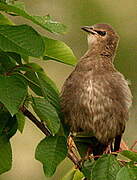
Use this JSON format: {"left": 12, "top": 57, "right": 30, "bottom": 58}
{"left": 60, "top": 23, "right": 132, "bottom": 158}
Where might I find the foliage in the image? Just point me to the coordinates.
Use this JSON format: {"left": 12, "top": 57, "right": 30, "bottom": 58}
{"left": 0, "top": 1, "right": 136, "bottom": 180}
{"left": 35, "top": 136, "right": 67, "bottom": 177}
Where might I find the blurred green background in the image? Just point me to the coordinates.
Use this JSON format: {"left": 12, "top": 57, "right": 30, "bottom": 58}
{"left": 1, "top": 0, "right": 136, "bottom": 179}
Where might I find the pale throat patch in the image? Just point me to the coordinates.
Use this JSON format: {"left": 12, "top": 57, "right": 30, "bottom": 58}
{"left": 87, "top": 34, "right": 97, "bottom": 48}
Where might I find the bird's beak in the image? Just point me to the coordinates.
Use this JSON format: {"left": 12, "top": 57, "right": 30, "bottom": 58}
{"left": 81, "top": 26, "right": 96, "bottom": 35}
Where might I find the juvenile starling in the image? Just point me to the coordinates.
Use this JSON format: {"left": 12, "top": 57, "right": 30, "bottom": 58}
{"left": 61, "top": 24, "right": 132, "bottom": 157}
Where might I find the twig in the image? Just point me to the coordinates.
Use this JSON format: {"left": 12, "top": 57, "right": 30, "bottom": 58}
{"left": 120, "top": 139, "right": 129, "bottom": 150}
{"left": 68, "top": 149, "right": 81, "bottom": 169}
{"left": 130, "top": 140, "right": 137, "bottom": 150}
{"left": 67, "top": 135, "right": 81, "bottom": 168}
{"left": 20, "top": 106, "right": 51, "bottom": 136}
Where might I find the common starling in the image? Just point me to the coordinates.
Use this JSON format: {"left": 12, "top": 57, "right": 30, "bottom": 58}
{"left": 60, "top": 24, "right": 132, "bottom": 157}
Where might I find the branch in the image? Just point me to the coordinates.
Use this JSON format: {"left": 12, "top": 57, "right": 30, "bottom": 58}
{"left": 67, "top": 136, "right": 81, "bottom": 169}
{"left": 20, "top": 106, "right": 80, "bottom": 169}
{"left": 68, "top": 149, "right": 81, "bottom": 169}
{"left": 20, "top": 106, "right": 51, "bottom": 136}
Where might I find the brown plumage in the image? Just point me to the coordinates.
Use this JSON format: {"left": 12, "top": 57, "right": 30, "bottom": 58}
{"left": 60, "top": 24, "right": 132, "bottom": 156}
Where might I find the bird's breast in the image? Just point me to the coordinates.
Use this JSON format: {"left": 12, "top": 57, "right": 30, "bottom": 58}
{"left": 61, "top": 70, "right": 132, "bottom": 144}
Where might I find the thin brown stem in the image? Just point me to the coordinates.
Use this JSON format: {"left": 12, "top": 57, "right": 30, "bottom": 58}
{"left": 68, "top": 149, "right": 81, "bottom": 169}
{"left": 67, "top": 135, "right": 81, "bottom": 168}
{"left": 20, "top": 106, "right": 80, "bottom": 169}
{"left": 130, "top": 140, "right": 137, "bottom": 150}
{"left": 20, "top": 106, "right": 51, "bottom": 136}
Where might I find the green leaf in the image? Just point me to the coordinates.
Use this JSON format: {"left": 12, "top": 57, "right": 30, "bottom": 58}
{"left": 24, "top": 72, "right": 43, "bottom": 96}
{"left": 6, "top": 52, "right": 22, "bottom": 65}
{"left": 0, "top": 51, "right": 22, "bottom": 67}
{"left": 0, "top": 74, "right": 27, "bottom": 115}
{"left": 21, "top": 54, "right": 29, "bottom": 63}
{"left": 61, "top": 168, "right": 76, "bottom": 180}
{"left": 61, "top": 169, "right": 84, "bottom": 180}
{"left": 0, "top": 135, "right": 12, "bottom": 174}
{"left": 13, "top": 63, "right": 44, "bottom": 73}
{"left": 36, "top": 72, "right": 60, "bottom": 111}
{"left": 32, "top": 15, "right": 67, "bottom": 34}
{"left": 0, "top": 2, "right": 67, "bottom": 34}
{"left": 24, "top": 71, "right": 60, "bottom": 112}
{"left": 43, "top": 37, "right": 77, "bottom": 66}
{"left": 0, "top": 13, "right": 14, "bottom": 25}
{"left": 0, "top": 52, "right": 16, "bottom": 73}
{"left": 4, "top": 115, "right": 17, "bottom": 138}
{"left": 0, "top": 109, "right": 18, "bottom": 138}
{"left": 91, "top": 154, "right": 121, "bottom": 180}
{"left": 116, "top": 166, "right": 137, "bottom": 180}
{"left": 120, "top": 150, "right": 137, "bottom": 162}
{"left": 32, "top": 97, "right": 60, "bottom": 135}
{"left": 0, "top": 24, "right": 45, "bottom": 57}
{"left": 16, "top": 111, "right": 25, "bottom": 133}
{"left": 81, "top": 159, "right": 94, "bottom": 179}
{"left": 26, "top": 63, "right": 44, "bottom": 72}
{"left": 35, "top": 136, "right": 67, "bottom": 177}
{"left": 73, "top": 169, "right": 84, "bottom": 180}
{"left": 37, "top": 72, "right": 59, "bottom": 94}
{"left": 0, "top": 110, "right": 10, "bottom": 135}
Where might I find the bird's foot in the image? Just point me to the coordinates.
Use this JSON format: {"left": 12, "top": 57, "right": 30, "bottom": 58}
{"left": 104, "top": 144, "right": 111, "bottom": 154}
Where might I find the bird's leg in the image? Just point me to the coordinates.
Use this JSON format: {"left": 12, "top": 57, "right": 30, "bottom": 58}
{"left": 104, "top": 144, "right": 112, "bottom": 154}
{"left": 114, "top": 135, "right": 122, "bottom": 152}
{"left": 110, "top": 143, "right": 114, "bottom": 152}
{"left": 84, "top": 144, "right": 93, "bottom": 160}
{"left": 86, "top": 145, "right": 93, "bottom": 156}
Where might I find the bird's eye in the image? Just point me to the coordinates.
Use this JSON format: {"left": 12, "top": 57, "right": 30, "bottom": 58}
{"left": 95, "top": 30, "right": 106, "bottom": 36}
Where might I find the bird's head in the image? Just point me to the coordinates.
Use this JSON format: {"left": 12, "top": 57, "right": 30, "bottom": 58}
{"left": 81, "top": 23, "right": 119, "bottom": 57}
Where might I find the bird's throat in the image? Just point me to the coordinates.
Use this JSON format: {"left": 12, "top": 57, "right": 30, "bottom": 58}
{"left": 86, "top": 44, "right": 115, "bottom": 60}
